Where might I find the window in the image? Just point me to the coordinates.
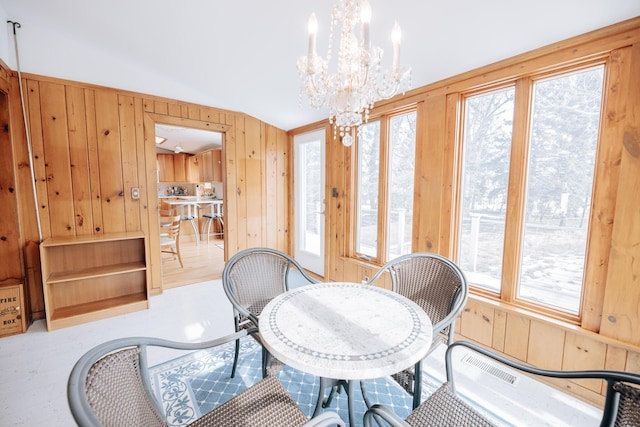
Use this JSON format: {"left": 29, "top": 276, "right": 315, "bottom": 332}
{"left": 457, "top": 65, "right": 605, "bottom": 316}
{"left": 355, "top": 110, "right": 417, "bottom": 263}
{"left": 356, "top": 120, "right": 381, "bottom": 258}
{"left": 519, "top": 67, "right": 604, "bottom": 313}
{"left": 458, "top": 87, "right": 515, "bottom": 293}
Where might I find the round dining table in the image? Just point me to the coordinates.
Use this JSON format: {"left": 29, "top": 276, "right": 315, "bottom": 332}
{"left": 259, "top": 282, "right": 433, "bottom": 425}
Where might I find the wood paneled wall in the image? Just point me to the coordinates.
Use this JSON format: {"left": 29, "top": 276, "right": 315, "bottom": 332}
{"left": 7, "top": 73, "right": 290, "bottom": 320}
{"left": 295, "top": 17, "right": 640, "bottom": 406}
{"left": 0, "top": 65, "right": 23, "bottom": 287}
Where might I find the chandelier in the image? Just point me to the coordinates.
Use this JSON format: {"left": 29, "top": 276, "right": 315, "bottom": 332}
{"left": 297, "top": 0, "right": 411, "bottom": 147}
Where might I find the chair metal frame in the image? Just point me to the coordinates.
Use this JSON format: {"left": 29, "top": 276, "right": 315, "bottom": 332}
{"left": 364, "top": 340, "right": 640, "bottom": 427}
{"left": 68, "top": 329, "right": 345, "bottom": 427}
{"left": 222, "top": 247, "right": 318, "bottom": 378}
{"left": 365, "top": 252, "right": 469, "bottom": 409}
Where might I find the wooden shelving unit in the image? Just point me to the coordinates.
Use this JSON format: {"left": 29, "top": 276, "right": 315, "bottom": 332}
{"left": 40, "top": 232, "right": 149, "bottom": 331}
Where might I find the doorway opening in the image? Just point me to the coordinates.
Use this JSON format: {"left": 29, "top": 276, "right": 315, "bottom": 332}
{"left": 146, "top": 114, "right": 229, "bottom": 290}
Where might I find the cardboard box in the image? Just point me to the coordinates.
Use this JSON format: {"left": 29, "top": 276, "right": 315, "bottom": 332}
{"left": 0, "top": 284, "right": 26, "bottom": 337}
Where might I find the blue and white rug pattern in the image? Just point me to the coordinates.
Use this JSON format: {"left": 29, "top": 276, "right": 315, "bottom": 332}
{"left": 149, "top": 336, "right": 417, "bottom": 426}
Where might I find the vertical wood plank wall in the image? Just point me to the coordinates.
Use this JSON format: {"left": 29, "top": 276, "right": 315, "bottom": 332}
{"left": 0, "top": 68, "right": 23, "bottom": 287}
{"left": 300, "top": 18, "right": 640, "bottom": 406}
{"left": 6, "top": 73, "right": 290, "bottom": 320}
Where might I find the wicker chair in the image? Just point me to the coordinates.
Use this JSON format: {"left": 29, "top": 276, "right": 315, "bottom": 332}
{"left": 222, "top": 247, "right": 318, "bottom": 378}
{"left": 365, "top": 252, "right": 469, "bottom": 409}
{"left": 364, "top": 340, "right": 640, "bottom": 426}
{"left": 68, "top": 329, "right": 345, "bottom": 427}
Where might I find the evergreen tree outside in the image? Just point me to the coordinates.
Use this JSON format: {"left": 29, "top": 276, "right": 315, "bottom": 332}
{"left": 458, "top": 65, "right": 604, "bottom": 313}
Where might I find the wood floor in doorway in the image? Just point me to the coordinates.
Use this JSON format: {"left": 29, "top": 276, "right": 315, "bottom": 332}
{"left": 161, "top": 237, "right": 225, "bottom": 289}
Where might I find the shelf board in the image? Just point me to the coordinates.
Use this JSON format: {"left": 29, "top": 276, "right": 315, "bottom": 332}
{"left": 49, "top": 293, "right": 147, "bottom": 323}
{"left": 47, "top": 262, "right": 146, "bottom": 284}
{"left": 41, "top": 231, "right": 144, "bottom": 247}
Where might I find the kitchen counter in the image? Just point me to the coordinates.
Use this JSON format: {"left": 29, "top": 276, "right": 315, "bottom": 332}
{"left": 158, "top": 195, "right": 219, "bottom": 201}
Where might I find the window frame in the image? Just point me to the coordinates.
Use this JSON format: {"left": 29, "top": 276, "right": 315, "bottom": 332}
{"left": 349, "top": 107, "right": 418, "bottom": 265}
{"left": 452, "top": 59, "right": 609, "bottom": 325}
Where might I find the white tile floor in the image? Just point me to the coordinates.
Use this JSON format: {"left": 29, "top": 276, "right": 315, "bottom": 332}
{"left": 1, "top": 280, "right": 235, "bottom": 426}
{"left": 0, "top": 279, "right": 602, "bottom": 426}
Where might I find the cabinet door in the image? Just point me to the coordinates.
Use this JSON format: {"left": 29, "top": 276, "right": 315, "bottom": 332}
{"left": 211, "top": 149, "right": 222, "bottom": 182}
{"left": 187, "top": 155, "right": 200, "bottom": 183}
{"left": 157, "top": 154, "right": 175, "bottom": 182}
{"left": 173, "top": 154, "right": 187, "bottom": 182}
{"left": 195, "top": 153, "right": 204, "bottom": 182}
{"left": 200, "top": 150, "right": 214, "bottom": 182}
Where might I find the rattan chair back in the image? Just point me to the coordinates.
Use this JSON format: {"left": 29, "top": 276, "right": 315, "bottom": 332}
{"left": 223, "top": 247, "right": 317, "bottom": 326}
{"left": 68, "top": 331, "right": 345, "bottom": 427}
{"left": 82, "top": 347, "right": 166, "bottom": 426}
{"left": 612, "top": 381, "right": 640, "bottom": 426}
{"left": 222, "top": 247, "right": 318, "bottom": 378}
{"left": 366, "top": 253, "right": 468, "bottom": 408}
{"left": 386, "top": 254, "right": 467, "bottom": 340}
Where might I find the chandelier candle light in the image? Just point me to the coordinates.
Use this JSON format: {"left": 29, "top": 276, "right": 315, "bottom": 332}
{"left": 297, "top": 0, "right": 412, "bottom": 147}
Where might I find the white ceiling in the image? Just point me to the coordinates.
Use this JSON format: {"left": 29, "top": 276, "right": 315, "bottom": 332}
{"left": 155, "top": 124, "right": 222, "bottom": 155}
{"left": 0, "top": 1, "right": 638, "bottom": 132}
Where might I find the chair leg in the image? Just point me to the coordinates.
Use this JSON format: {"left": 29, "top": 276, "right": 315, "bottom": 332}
{"left": 261, "top": 346, "right": 271, "bottom": 378}
{"left": 202, "top": 217, "right": 224, "bottom": 245}
{"left": 201, "top": 216, "right": 218, "bottom": 243}
{"left": 231, "top": 338, "right": 240, "bottom": 378}
{"left": 217, "top": 216, "right": 224, "bottom": 238}
{"left": 413, "top": 360, "right": 422, "bottom": 410}
{"left": 231, "top": 318, "right": 241, "bottom": 378}
{"left": 187, "top": 219, "right": 199, "bottom": 246}
{"left": 206, "top": 217, "right": 213, "bottom": 244}
{"left": 175, "top": 241, "right": 184, "bottom": 268}
{"left": 201, "top": 217, "right": 210, "bottom": 242}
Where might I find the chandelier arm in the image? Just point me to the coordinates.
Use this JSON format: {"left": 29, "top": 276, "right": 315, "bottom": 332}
{"left": 375, "top": 80, "right": 400, "bottom": 100}
{"left": 306, "top": 76, "right": 329, "bottom": 109}
{"left": 298, "top": 0, "right": 412, "bottom": 146}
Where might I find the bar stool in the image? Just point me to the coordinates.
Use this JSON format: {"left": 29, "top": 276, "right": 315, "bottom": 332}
{"left": 202, "top": 202, "right": 224, "bottom": 243}
{"left": 180, "top": 209, "right": 200, "bottom": 246}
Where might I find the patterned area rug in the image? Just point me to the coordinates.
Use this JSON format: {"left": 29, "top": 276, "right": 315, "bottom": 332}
{"left": 149, "top": 336, "right": 415, "bottom": 426}
{"left": 149, "top": 336, "right": 602, "bottom": 427}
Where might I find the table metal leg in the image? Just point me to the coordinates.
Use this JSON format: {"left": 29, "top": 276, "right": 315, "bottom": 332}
{"left": 360, "top": 380, "right": 373, "bottom": 409}
{"left": 314, "top": 377, "right": 356, "bottom": 425}
{"left": 314, "top": 377, "right": 333, "bottom": 417}
{"left": 347, "top": 380, "right": 355, "bottom": 426}
{"left": 361, "top": 379, "right": 386, "bottom": 427}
